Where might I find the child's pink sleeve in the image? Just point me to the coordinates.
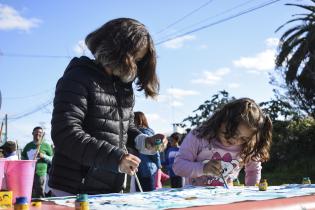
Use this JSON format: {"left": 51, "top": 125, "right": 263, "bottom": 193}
{"left": 161, "top": 171, "right": 170, "bottom": 182}
{"left": 155, "top": 169, "right": 162, "bottom": 189}
{"left": 172, "top": 132, "right": 204, "bottom": 178}
{"left": 244, "top": 161, "right": 262, "bottom": 186}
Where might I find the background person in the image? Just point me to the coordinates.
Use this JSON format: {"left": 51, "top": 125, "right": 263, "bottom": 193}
{"left": 133, "top": 111, "right": 162, "bottom": 192}
{"left": 22, "top": 126, "right": 53, "bottom": 198}
{"left": 1, "top": 140, "right": 19, "bottom": 160}
{"left": 165, "top": 132, "right": 183, "bottom": 188}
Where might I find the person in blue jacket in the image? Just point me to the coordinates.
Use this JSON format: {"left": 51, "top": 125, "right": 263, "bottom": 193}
{"left": 134, "top": 111, "right": 162, "bottom": 191}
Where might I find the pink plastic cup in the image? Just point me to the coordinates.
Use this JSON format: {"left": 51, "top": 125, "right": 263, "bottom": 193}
{"left": 5, "top": 160, "right": 36, "bottom": 203}
{"left": 0, "top": 159, "right": 5, "bottom": 189}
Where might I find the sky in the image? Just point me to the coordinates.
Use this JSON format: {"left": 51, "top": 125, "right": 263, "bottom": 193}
{"left": 0, "top": 0, "right": 310, "bottom": 147}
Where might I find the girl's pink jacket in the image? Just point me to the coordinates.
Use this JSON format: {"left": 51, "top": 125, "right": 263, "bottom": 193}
{"left": 173, "top": 131, "right": 261, "bottom": 186}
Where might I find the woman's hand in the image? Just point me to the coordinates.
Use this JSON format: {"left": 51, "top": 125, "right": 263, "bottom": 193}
{"left": 203, "top": 160, "right": 222, "bottom": 176}
{"left": 118, "top": 153, "right": 141, "bottom": 175}
{"left": 145, "top": 134, "right": 168, "bottom": 152}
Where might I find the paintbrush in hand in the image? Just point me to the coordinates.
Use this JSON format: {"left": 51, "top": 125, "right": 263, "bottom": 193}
{"left": 123, "top": 145, "right": 143, "bottom": 192}
{"left": 220, "top": 170, "right": 229, "bottom": 189}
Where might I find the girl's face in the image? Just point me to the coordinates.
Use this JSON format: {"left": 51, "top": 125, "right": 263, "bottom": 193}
{"left": 110, "top": 45, "right": 148, "bottom": 83}
{"left": 134, "top": 45, "right": 148, "bottom": 63}
{"left": 218, "top": 123, "right": 256, "bottom": 146}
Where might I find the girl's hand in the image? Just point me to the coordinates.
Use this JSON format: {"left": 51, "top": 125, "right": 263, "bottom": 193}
{"left": 119, "top": 153, "right": 141, "bottom": 175}
{"left": 203, "top": 160, "right": 222, "bottom": 176}
{"left": 145, "top": 134, "right": 168, "bottom": 152}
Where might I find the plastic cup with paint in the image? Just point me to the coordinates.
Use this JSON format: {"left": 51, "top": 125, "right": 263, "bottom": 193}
{"left": 5, "top": 160, "right": 36, "bottom": 204}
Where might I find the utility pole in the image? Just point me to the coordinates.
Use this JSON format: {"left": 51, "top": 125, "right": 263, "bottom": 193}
{"left": 4, "top": 114, "right": 7, "bottom": 142}
{"left": 0, "top": 120, "right": 3, "bottom": 144}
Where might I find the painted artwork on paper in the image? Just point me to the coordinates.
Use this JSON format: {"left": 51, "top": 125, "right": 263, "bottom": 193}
{"left": 45, "top": 184, "right": 315, "bottom": 210}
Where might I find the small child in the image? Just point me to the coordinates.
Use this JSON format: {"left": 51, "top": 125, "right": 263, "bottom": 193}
{"left": 173, "top": 98, "right": 272, "bottom": 187}
{"left": 165, "top": 132, "right": 183, "bottom": 188}
{"left": 154, "top": 168, "right": 170, "bottom": 189}
{"left": 134, "top": 111, "right": 162, "bottom": 192}
{"left": 1, "top": 140, "right": 19, "bottom": 160}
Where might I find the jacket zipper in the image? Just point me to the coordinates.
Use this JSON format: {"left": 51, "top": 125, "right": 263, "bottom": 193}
{"left": 113, "top": 81, "right": 124, "bottom": 149}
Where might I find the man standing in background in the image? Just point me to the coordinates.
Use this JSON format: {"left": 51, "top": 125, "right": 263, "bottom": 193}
{"left": 21, "top": 126, "right": 53, "bottom": 198}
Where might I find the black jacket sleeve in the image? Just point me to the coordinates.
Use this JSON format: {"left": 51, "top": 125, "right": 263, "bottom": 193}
{"left": 126, "top": 111, "right": 141, "bottom": 153}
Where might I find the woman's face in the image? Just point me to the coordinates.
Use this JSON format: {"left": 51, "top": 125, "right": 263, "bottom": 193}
{"left": 218, "top": 123, "right": 256, "bottom": 146}
{"left": 134, "top": 45, "right": 148, "bottom": 63}
{"left": 111, "top": 44, "right": 148, "bottom": 83}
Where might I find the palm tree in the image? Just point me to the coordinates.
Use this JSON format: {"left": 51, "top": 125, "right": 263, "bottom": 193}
{"left": 275, "top": 0, "right": 315, "bottom": 118}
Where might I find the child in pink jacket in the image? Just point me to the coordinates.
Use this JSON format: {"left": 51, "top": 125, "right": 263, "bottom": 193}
{"left": 173, "top": 98, "right": 272, "bottom": 187}
{"left": 155, "top": 168, "right": 170, "bottom": 189}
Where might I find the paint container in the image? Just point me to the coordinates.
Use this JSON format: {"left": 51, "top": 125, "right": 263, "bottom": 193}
{"left": 155, "top": 139, "right": 162, "bottom": 151}
{"left": 31, "top": 201, "right": 42, "bottom": 207}
{"left": 14, "top": 197, "right": 29, "bottom": 210}
{"left": 233, "top": 178, "right": 240, "bottom": 186}
{"left": 75, "top": 194, "right": 89, "bottom": 210}
{"left": 5, "top": 160, "right": 36, "bottom": 204}
{"left": 259, "top": 179, "right": 268, "bottom": 191}
{"left": 302, "top": 177, "right": 311, "bottom": 184}
{"left": 0, "top": 159, "right": 5, "bottom": 190}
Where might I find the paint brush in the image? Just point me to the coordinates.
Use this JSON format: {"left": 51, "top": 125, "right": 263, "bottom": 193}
{"left": 34, "top": 132, "right": 45, "bottom": 160}
{"left": 220, "top": 170, "right": 229, "bottom": 189}
{"left": 134, "top": 172, "right": 143, "bottom": 192}
{"left": 123, "top": 145, "right": 143, "bottom": 192}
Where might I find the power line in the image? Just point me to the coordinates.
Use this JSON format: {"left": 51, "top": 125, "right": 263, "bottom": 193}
{"left": 7, "top": 98, "right": 53, "bottom": 121}
{"left": 156, "top": 0, "right": 282, "bottom": 45}
{"left": 156, "top": 0, "right": 258, "bottom": 42}
{"left": 3, "top": 88, "right": 54, "bottom": 100}
{"left": 0, "top": 52, "right": 71, "bottom": 59}
{"left": 0, "top": 0, "right": 281, "bottom": 58}
{"left": 155, "top": 0, "right": 214, "bottom": 35}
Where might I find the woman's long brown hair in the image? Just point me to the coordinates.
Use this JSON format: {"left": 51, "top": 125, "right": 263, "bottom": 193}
{"left": 134, "top": 111, "right": 149, "bottom": 128}
{"left": 85, "top": 18, "right": 159, "bottom": 98}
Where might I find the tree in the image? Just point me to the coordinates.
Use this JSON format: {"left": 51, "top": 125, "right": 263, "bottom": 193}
{"left": 181, "top": 90, "right": 235, "bottom": 128}
{"left": 259, "top": 98, "right": 300, "bottom": 122}
{"left": 275, "top": 0, "right": 315, "bottom": 118}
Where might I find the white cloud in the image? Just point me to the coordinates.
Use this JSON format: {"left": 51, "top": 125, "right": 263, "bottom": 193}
{"left": 228, "top": 83, "right": 240, "bottom": 89}
{"left": 198, "top": 44, "right": 208, "bottom": 49}
{"left": 233, "top": 38, "right": 279, "bottom": 73}
{"left": 233, "top": 49, "right": 276, "bottom": 72}
{"left": 191, "top": 67, "right": 230, "bottom": 85}
{"left": 265, "top": 37, "right": 279, "bottom": 48}
{"left": 166, "top": 88, "right": 199, "bottom": 99}
{"left": 170, "top": 101, "right": 183, "bottom": 107}
{"left": 216, "top": 68, "right": 230, "bottom": 76}
{"left": 246, "top": 70, "right": 261, "bottom": 75}
{"left": 156, "top": 89, "right": 198, "bottom": 107}
{"left": 146, "top": 113, "right": 161, "bottom": 122}
{"left": 73, "top": 40, "right": 93, "bottom": 57}
{"left": 0, "top": 4, "right": 41, "bottom": 31}
{"left": 156, "top": 94, "right": 168, "bottom": 103}
{"left": 162, "top": 35, "right": 196, "bottom": 49}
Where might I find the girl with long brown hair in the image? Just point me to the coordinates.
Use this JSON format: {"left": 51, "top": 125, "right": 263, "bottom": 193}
{"left": 173, "top": 98, "right": 272, "bottom": 187}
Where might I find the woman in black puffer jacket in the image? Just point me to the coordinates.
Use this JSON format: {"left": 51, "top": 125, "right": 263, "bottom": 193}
{"left": 49, "top": 18, "right": 168, "bottom": 195}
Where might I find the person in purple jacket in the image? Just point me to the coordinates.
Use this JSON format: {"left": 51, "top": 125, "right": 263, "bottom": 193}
{"left": 173, "top": 98, "right": 272, "bottom": 187}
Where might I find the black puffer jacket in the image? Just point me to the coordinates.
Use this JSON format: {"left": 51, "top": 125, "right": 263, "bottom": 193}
{"left": 49, "top": 56, "right": 140, "bottom": 194}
